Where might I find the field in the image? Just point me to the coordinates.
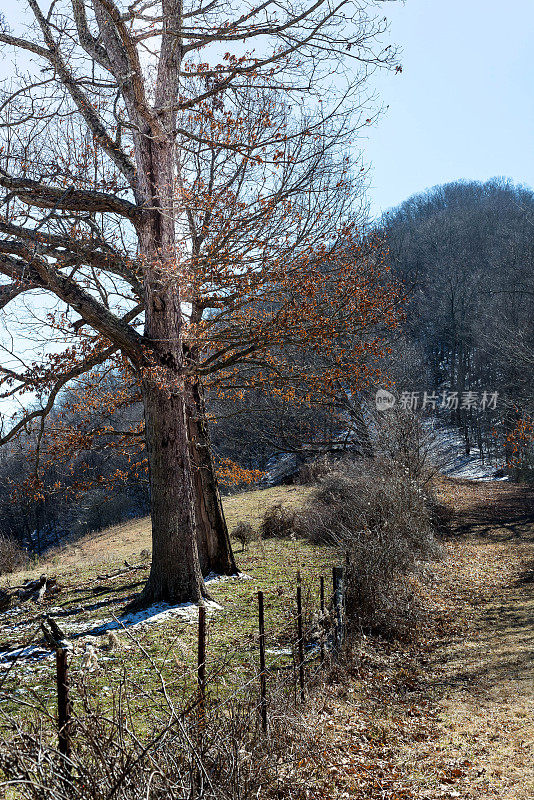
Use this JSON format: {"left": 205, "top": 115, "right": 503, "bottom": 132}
{"left": 292, "top": 478, "right": 534, "bottom": 800}
{"left": 1, "top": 478, "right": 533, "bottom": 799}
{"left": 0, "top": 484, "right": 328, "bottom": 716}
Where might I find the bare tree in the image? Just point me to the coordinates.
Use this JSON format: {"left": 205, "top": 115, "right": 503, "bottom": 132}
{"left": 380, "top": 179, "right": 534, "bottom": 466}
{"left": 0, "top": 0, "right": 397, "bottom": 604}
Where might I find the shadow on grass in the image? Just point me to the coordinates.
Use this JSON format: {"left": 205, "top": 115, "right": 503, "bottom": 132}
{"left": 441, "top": 479, "right": 534, "bottom": 542}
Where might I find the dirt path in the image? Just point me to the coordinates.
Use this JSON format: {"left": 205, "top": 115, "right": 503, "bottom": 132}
{"left": 298, "top": 478, "right": 534, "bottom": 800}
{"left": 419, "top": 479, "right": 534, "bottom": 799}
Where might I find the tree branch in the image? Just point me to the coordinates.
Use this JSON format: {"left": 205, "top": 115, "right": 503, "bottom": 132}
{"left": 0, "top": 171, "right": 141, "bottom": 223}
{"left": 19, "top": 1, "right": 138, "bottom": 188}
{"left": 0, "top": 247, "right": 146, "bottom": 360}
{"left": 0, "top": 218, "right": 143, "bottom": 297}
{"left": 0, "top": 344, "right": 118, "bottom": 447}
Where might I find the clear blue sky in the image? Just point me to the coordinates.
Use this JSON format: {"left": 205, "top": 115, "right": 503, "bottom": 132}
{"left": 2, "top": 1, "right": 533, "bottom": 217}
{"left": 366, "top": 0, "right": 534, "bottom": 218}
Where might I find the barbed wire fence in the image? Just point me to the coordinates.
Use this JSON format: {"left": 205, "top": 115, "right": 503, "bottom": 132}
{"left": 0, "top": 566, "right": 347, "bottom": 798}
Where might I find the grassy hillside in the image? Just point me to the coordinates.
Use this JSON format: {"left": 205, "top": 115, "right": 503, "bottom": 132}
{"left": 1, "top": 484, "right": 331, "bottom": 719}
{"left": 2, "top": 480, "right": 534, "bottom": 799}
{"left": 15, "top": 484, "right": 312, "bottom": 579}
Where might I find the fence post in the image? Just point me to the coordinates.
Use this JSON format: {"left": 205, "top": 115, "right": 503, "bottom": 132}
{"left": 332, "top": 566, "right": 345, "bottom": 652}
{"left": 41, "top": 617, "right": 72, "bottom": 777}
{"left": 197, "top": 603, "right": 206, "bottom": 729}
{"left": 319, "top": 575, "right": 325, "bottom": 663}
{"left": 257, "top": 591, "right": 268, "bottom": 734}
{"left": 56, "top": 646, "right": 72, "bottom": 770}
{"left": 296, "top": 573, "right": 305, "bottom": 702}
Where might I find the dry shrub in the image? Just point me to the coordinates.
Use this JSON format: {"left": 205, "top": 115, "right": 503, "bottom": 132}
{"left": 379, "top": 410, "right": 431, "bottom": 478}
{"left": 298, "top": 455, "right": 338, "bottom": 485}
{"left": 232, "top": 521, "right": 259, "bottom": 549}
{"left": 260, "top": 503, "right": 298, "bottom": 539}
{"left": 0, "top": 535, "right": 27, "bottom": 575}
{"left": 0, "top": 641, "right": 317, "bottom": 800}
{"left": 305, "top": 459, "right": 437, "bottom": 552}
{"left": 300, "top": 457, "right": 442, "bottom": 639}
{"left": 0, "top": 690, "right": 268, "bottom": 799}
{"left": 375, "top": 408, "right": 452, "bottom": 536}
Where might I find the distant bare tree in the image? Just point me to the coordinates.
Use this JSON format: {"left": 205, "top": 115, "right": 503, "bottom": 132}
{"left": 380, "top": 179, "right": 534, "bottom": 465}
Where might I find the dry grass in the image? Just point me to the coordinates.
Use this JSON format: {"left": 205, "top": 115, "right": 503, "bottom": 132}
{"left": 1, "top": 478, "right": 533, "bottom": 799}
{"left": 0, "top": 483, "right": 330, "bottom": 740}
{"left": 414, "top": 478, "right": 534, "bottom": 800}
{"left": 10, "top": 484, "right": 312, "bottom": 582}
{"left": 391, "top": 532, "right": 534, "bottom": 800}
{"left": 291, "top": 478, "right": 534, "bottom": 800}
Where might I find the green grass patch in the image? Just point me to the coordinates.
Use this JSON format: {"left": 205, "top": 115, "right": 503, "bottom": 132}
{"left": 0, "top": 485, "right": 335, "bottom": 729}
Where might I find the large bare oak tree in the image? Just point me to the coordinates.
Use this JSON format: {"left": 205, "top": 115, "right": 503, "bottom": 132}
{"left": 0, "top": 0, "right": 397, "bottom": 604}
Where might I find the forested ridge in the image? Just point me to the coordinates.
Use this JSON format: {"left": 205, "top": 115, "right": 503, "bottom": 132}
{"left": 383, "top": 179, "right": 534, "bottom": 433}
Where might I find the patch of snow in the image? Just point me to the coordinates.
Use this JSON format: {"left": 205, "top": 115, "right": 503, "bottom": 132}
{"left": 443, "top": 457, "right": 508, "bottom": 481}
{"left": 1, "top": 570, "right": 250, "bottom": 669}
{"left": 262, "top": 453, "right": 298, "bottom": 486}
{"left": 0, "top": 644, "right": 50, "bottom": 665}
{"left": 205, "top": 571, "right": 251, "bottom": 583}
{"left": 63, "top": 620, "right": 101, "bottom": 635}
{"left": 90, "top": 598, "right": 223, "bottom": 635}
{"left": 424, "top": 419, "right": 507, "bottom": 482}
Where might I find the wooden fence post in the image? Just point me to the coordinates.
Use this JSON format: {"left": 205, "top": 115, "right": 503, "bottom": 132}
{"left": 319, "top": 575, "right": 325, "bottom": 663}
{"left": 257, "top": 591, "right": 268, "bottom": 734}
{"left": 197, "top": 603, "right": 206, "bottom": 729}
{"left": 332, "top": 566, "right": 345, "bottom": 652}
{"left": 296, "top": 574, "right": 305, "bottom": 702}
{"left": 41, "top": 617, "right": 72, "bottom": 777}
{"left": 56, "top": 646, "right": 72, "bottom": 769}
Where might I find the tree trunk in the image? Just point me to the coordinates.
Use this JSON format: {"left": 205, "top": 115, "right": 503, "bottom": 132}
{"left": 353, "top": 403, "right": 374, "bottom": 458}
{"left": 139, "top": 381, "right": 206, "bottom": 604}
{"left": 133, "top": 133, "right": 207, "bottom": 606}
{"left": 345, "top": 393, "right": 374, "bottom": 457}
{"left": 187, "top": 380, "right": 238, "bottom": 577}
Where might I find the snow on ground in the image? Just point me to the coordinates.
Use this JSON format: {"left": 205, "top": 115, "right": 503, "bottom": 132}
{"left": 0, "top": 599, "right": 223, "bottom": 666}
{"left": 0, "top": 644, "right": 50, "bottom": 667}
{"left": 425, "top": 419, "right": 507, "bottom": 481}
{"left": 262, "top": 416, "right": 507, "bottom": 485}
{"left": 91, "top": 570, "right": 251, "bottom": 634}
{"left": 205, "top": 571, "right": 251, "bottom": 584}
{"left": 90, "top": 597, "right": 223, "bottom": 635}
{"left": 0, "top": 572, "right": 250, "bottom": 669}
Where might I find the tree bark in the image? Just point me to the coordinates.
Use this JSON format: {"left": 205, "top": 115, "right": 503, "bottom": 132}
{"left": 133, "top": 134, "right": 207, "bottom": 606}
{"left": 187, "top": 380, "right": 238, "bottom": 577}
{"left": 140, "top": 380, "right": 206, "bottom": 604}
